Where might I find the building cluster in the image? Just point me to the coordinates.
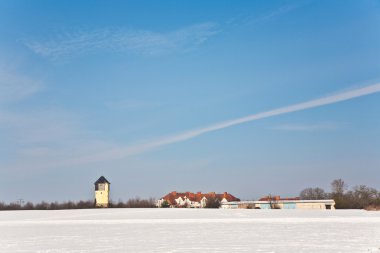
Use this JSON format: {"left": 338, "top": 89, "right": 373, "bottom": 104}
{"left": 156, "top": 193, "right": 335, "bottom": 210}
{"left": 94, "top": 176, "right": 335, "bottom": 210}
{"left": 156, "top": 191, "right": 240, "bottom": 208}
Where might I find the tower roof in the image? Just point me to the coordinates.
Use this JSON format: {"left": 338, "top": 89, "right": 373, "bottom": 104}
{"left": 94, "top": 176, "right": 110, "bottom": 184}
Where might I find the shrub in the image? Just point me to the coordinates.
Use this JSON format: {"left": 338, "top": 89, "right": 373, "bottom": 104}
{"left": 205, "top": 197, "right": 221, "bottom": 208}
{"left": 161, "top": 200, "right": 170, "bottom": 208}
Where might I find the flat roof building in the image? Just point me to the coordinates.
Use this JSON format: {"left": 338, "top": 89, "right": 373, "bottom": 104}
{"left": 221, "top": 196, "right": 335, "bottom": 210}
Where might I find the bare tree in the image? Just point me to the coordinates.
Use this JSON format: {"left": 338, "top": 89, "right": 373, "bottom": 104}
{"left": 330, "top": 179, "right": 349, "bottom": 209}
{"left": 331, "top": 179, "right": 347, "bottom": 196}
{"left": 267, "top": 194, "right": 281, "bottom": 209}
{"left": 349, "top": 185, "right": 378, "bottom": 209}
{"left": 300, "top": 187, "right": 328, "bottom": 200}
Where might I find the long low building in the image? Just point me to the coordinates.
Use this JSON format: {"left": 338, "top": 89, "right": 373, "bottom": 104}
{"left": 221, "top": 197, "right": 335, "bottom": 210}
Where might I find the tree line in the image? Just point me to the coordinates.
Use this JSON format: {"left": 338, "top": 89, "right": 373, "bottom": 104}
{"left": 0, "top": 197, "right": 156, "bottom": 210}
{"left": 299, "top": 179, "right": 380, "bottom": 210}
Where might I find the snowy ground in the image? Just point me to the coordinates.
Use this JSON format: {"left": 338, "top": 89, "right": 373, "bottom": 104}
{"left": 1, "top": 209, "right": 380, "bottom": 252}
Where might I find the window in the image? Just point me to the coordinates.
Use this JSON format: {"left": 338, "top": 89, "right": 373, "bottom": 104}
{"left": 98, "top": 183, "right": 105, "bottom": 191}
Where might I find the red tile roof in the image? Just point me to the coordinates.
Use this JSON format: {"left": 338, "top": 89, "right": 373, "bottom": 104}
{"left": 161, "top": 191, "right": 240, "bottom": 204}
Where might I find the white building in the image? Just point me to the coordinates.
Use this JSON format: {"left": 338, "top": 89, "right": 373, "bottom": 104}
{"left": 156, "top": 191, "right": 240, "bottom": 208}
{"left": 221, "top": 199, "right": 335, "bottom": 210}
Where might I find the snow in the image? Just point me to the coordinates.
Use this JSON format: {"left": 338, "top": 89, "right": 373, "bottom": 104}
{"left": 1, "top": 209, "right": 380, "bottom": 252}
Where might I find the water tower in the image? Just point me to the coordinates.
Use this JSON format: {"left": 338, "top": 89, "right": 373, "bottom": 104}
{"left": 94, "top": 176, "right": 110, "bottom": 207}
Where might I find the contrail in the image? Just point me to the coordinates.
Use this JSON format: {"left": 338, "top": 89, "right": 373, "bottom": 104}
{"left": 175, "top": 82, "right": 380, "bottom": 141}
{"left": 27, "top": 82, "right": 379, "bottom": 169}
{"left": 73, "top": 82, "right": 380, "bottom": 164}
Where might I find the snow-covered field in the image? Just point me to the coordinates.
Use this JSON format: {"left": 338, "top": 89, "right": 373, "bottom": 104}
{"left": 1, "top": 209, "right": 380, "bottom": 252}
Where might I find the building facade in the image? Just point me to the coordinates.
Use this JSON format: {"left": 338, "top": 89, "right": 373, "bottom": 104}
{"left": 94, "top": 176, "right": 110, "bottom": 208}
{"left": 157, "top": 191, "right": 240, "bottom": 208}
{"left": 221, "top": 196, "right": 335, "bottom": 210}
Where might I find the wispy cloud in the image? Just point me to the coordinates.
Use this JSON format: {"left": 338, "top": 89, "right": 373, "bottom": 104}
{"left": 244, "top": 1, "right": 310, "bottom": 25}
{"left": 0, "top": 67, "right": 42, "bottom": 104}
{"left": 0, "top": 67, "right": 115, "bottom": 168}
{"left": 24, "top": 22, "right": 219, "bottom": 59}
{"left": 105, "top": 99, "right": 161, "bottom": 111}
{"left": 271, "top": 123, "right": 338, "bottom": 132}
{"left": 259, "top": 3, "right": 301, "bottom": 22}
{"left": 0, "top": 107, "right": 120, "bottom": 171}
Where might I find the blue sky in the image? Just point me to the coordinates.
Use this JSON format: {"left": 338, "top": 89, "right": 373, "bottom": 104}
{"left": 0, "top": 0, "right": 379, "bottom": 203}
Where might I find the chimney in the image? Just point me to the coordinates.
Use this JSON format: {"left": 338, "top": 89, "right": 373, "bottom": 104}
{"left": 171, "top": 191, "right": 177, "bottom": 196}
{"left": 223, "top": 192, "right": 227, "bottom": 198}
